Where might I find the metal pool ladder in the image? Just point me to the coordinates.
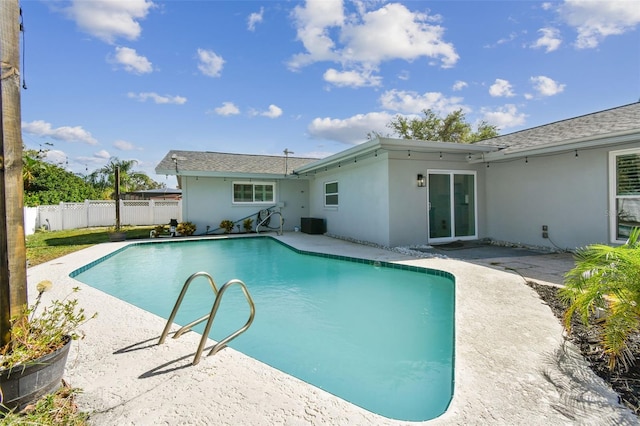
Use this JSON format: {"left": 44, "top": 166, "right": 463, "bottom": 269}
{"left": 158, "top": 271, "right": 256, "bottom": 365}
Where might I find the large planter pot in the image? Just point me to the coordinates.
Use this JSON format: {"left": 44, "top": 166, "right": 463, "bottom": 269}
{"left": 0, "top": 337, "right": 71, "bottom": 413}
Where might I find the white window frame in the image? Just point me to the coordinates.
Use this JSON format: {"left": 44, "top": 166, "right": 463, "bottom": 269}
{"left": 609, "top": 148, "right": 640, "bottom": 243}
{"left": 232, "top": 181, "right": 275, "bottom": 205}
{"left": 324, "top": 181, "right": 339, "bottom": 207}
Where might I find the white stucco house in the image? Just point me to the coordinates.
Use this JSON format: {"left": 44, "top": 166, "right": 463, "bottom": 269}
{"left": 156, "top": 102, "right": 640, "bottom": 250}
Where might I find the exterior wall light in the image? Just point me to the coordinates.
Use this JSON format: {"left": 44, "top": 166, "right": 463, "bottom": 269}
{"left": 417, "top": 174, "right": 426, "bottom": 187}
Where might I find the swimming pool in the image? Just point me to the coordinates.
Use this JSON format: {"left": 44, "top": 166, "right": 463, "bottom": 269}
{"left": 71, "top": 237, "right": 455, "bottom": 421}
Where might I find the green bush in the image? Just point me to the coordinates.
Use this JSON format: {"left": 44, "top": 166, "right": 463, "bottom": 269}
{"left": 219, "top": 219, "right": 234, "bottom": 234}
{"left": 177, "top": 221, "right": 196, "bottom": 236}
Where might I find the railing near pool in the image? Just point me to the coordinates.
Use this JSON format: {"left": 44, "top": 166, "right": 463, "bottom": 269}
{"left": 158, "top": 271, "right": 256, "bottom": 365}
{"left": 256, "top": 209, "right": 283, "bottom": 235}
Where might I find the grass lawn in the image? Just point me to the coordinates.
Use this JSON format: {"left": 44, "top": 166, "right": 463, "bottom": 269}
{"left": 26, "top": 226, "right": 154, "bottom": 267}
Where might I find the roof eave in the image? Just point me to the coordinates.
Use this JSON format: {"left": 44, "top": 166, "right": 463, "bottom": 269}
{"left": 154, "top": 169, "right": 302, "bottom": 179}
{"left": 470, "top": 129, "right": 640, "bottom": 164}
{"left": 294, "top": 137, "right": 499, "bottom": 174}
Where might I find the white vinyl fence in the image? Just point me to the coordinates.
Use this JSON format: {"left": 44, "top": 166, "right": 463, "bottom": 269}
{"left": 24, "top": 200, "right": 182, "bottom": 235}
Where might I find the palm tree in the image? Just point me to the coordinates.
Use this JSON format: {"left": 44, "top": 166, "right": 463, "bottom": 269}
{"left": 22, "top": 150, "right": 45, "bottom": 190}
{"left": 560, "top": 227, "right": 640, "bottom": 370}
{"left": 87, "top": 157, "right": 155, "bottom": 199}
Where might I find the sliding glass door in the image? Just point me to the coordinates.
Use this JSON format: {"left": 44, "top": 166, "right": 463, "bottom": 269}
{"left": 428, "top": 171, "right": 477, "bottom": 242}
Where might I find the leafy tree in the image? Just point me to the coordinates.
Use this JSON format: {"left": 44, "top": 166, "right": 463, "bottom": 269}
{"left": 86, "top": 157, "right": 164, "bottom": 199}
{"left": 23, "top": 150, "right": 102, "bottom": 206}
{"left": 22, "top": 150, "right": 46, "bottom": 190}
{"left": 560, "top": 227, "right": 640, "bottom": 370}
{"left": 371, "top": 109, "right": 499, "bottom": 143}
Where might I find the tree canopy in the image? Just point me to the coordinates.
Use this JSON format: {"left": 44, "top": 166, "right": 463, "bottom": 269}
{"left": 23, "top": 149, "right": 102, "bottom": 206}
{"left": 371, "top": 109, "right": 499, "bottom": 143}
{"left": 23, "top": 151, "right": 165, "bottom": 206}
{"left": 86, "top": 157, "right": 165, "bottom": 199}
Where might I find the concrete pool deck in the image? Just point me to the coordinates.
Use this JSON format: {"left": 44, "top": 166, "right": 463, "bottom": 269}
{"left": 25, "top": 233, "right": 637, "bottom": 425}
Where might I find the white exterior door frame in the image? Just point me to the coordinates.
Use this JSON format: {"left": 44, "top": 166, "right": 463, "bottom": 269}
{"left": 427, "top": 170, "right": 478, "bottom": 243}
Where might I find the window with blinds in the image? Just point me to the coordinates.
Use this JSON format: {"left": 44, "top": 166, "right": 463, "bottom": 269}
{"left": 233, "top": 182, "right": 275, "bottom": 204}
{"left": 614, "top": 151, "right": 640, "bottom": 240}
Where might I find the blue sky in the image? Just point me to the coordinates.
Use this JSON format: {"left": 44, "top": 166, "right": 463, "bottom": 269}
{"left": 19, "top": 0, "right": 640, "bottom": 188}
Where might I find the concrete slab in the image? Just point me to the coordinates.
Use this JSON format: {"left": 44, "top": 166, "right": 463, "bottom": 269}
{"left": 24, "top": 233, "right": 635, "bottom": 425}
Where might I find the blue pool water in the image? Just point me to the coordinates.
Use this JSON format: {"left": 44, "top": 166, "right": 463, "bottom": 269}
{"left": 71, "top": 237, "right": 455, "bottom": 421}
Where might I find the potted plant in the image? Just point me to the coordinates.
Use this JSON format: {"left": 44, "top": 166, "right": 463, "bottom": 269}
{"left": 176, "top": 221, "right": 196, "bottom": 236}
{"left": 243, "top": 218, "right": 254, "bottom": 233}
{"left": 151, "top": 224, "right": 166, "bottom": 238}
{"left": 0, "top": 281, "right": 96, "bottom": 413}
{"left": 220, "top": 219, "right": 234, "bottom": 234}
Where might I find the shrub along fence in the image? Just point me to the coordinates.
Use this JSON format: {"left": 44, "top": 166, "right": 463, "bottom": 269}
{"left": 24, "top": 200, "right": 182, "bottom": 235}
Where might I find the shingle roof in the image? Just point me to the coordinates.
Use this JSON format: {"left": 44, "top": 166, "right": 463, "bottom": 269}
{"left": 477, "top": 102, "right": 640, "bottom": 152}
{"left": 155, "top": 150, "right": 319, "bottom": 176}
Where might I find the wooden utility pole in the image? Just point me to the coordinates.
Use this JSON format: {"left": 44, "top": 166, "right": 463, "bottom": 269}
{"left": 115, "top": 166, "right": 121, "bottom": 230}
{"left": 0, "top": 0, "right": 27, "bottom": 347}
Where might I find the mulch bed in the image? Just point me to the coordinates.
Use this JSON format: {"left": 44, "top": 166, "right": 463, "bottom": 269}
{"left": 527, "top": 281, "right": 640, "bottom": 415}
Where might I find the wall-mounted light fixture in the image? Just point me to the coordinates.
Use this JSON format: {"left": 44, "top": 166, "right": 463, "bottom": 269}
{"left": 417, "top": 173, "right": 426, "bottom": 187}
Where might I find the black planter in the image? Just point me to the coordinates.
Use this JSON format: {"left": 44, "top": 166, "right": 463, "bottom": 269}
{"left": 0, "top": 337, "right": 71, "bottom": 413}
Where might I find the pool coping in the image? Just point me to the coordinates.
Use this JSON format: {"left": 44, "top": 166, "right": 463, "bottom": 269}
{"left": 25, "top": 233, "right": 636, "bottom": 425}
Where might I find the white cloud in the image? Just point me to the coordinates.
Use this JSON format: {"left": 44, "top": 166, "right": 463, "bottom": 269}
{"left": 22, "top": 120, "right": 98, "bottom": 145}
{"left": 44, "top": 150, "right": 68, "bottom": 166}
{"left": 288, "top": 1, "right": 458, "bottom": 73}
{"left": 559, "top": 0, "right": 640, "bottom": 49}
{"left": 197, "top": 48, "right": 225, "bottom": 77}
{"left": 397, "top": 70, "right": 410, "bottom": 81}
{"left": 61, "top": 0, "right": 154, "bottom": 44}
{"left": 260, "top": 104, "right": 283, "bottom": 119}
{"left": 127, "top": 92, "right": 187, "bottom": 104}
{"left": 213, "top": 102, "right": 240, "bottom": 116}
{"left": 378, "top": 89, "right": 466, "bottom": 114}
{"left": 484, "top": 32, "right": 518, "bottom": 48}
{"left": 288, "top": 0, "right": 344, "bottom": 69}
{"left": 111, "top": 46, "right": 153, "bottom": 74}
{"left": 76, "top": 151, "right": 112, "bottom": 170}
{"left": 452, "top": 80, "right": 468, "bottom": 91}
{"left": 323, "top": 68, "right": 382, "bottom": 88}
{"left": 308, "top": 111, "right": 394, "bottom": 144}
{"left": 248, "top": 7, "right": 264, "bottom": 31}
{"left": 113, "top": 140, "right": 139, "bottom": 151}
{"left": 340, "top": 3, "right": 458, "bottom": 68}
{"left": 531, "top": 27, "right": 562, "bottom": 52}
{"left": 489, "top": 79, "right": 515, "bottom": 97}
{"left": 94, "top": 150, "right": 112, "bottom": 159}
{"left": 530, "top": 75, "right": 566, "bottom": 96}
{"left": 481, "top": 104, "right": 527, "bottom": 129}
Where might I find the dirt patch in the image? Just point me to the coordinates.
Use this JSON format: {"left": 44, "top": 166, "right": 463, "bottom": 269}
{"left": 527, "top": 281, "right": 640, "bottom": 416}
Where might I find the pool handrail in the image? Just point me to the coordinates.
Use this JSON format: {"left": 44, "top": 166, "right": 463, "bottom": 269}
{"left": 256, "top": 210, "right": 283, "bottom": 235}
{"left": 158, "top": 271, "right": 256, "bottom": 365}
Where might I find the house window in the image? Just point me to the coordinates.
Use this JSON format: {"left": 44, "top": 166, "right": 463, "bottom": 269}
{"left": 233, "top": 182, "right": 274, "bottom": 204}
{"left": 610, "top": 149, "right": 640, "bottom": 241}
{"left": 325, "top": 181, "right": 338, "bottom": 207}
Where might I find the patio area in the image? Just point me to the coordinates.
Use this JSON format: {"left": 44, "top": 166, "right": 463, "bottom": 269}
{"left": 25, "top": 233, "right": 635, "bottom": 425}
